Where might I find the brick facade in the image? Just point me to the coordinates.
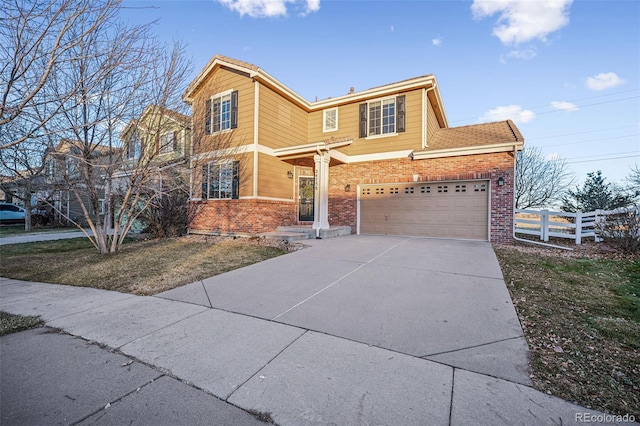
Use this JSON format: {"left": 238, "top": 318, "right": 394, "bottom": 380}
{"left": 190, "top": 152, "right": 516, "bottom": 243}
{"left": 189, "top": 199, "right": 296, "bottom": 235}
{"left": 327, "top": 152, "right": 516, "bottom": 244}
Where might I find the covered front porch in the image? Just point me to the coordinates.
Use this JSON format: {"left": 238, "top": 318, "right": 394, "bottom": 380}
{"left": 272, "top": 138, "right": 353, "bottom": 239}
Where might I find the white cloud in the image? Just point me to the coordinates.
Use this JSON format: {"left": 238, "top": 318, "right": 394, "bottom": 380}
{"left": 390, "top": 25, "right": 395, "bottom": 32}
{"left": 432, "top": 36, "right": 442, "bottom": 47}
{"left": 585, "top": 72, "right": 626, "bottom": 91}
{"left": 217, "top": 0, "right": 319, "bottom": 18}
{"left": 471, "top": 0, "right": 573, "bottom": 45}
{"left": 550, "top": 101, "right": 579, "bottom": 112}
{"left": 478, "top": 105, "right": 536, "bottom": 124}
{"left": 505, "top": 47, "right": 537, "bottom": 60}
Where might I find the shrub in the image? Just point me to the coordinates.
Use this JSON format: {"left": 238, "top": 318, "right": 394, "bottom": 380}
{"left": 597, "top": 206, "right": 640, "bottom": 254}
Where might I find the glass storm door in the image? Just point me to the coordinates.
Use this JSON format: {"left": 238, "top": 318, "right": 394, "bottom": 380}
{"left": 298, "top": 176, "right": 314, "bottom": 222}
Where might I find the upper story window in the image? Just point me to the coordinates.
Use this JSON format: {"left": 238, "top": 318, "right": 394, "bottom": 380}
{"left": 205, "top": 90, "right": 238, "bottom": 134}
{"left": 159, "top": 131, "right": 178, "bottom": 154}
{"left": 323, "top": 108, "right": 338, "bottom": 132}
{"left": 359, "top": 95, "right": 405, "bottom": 138}
{"left": 127, "top": 138, "right": 142, "bottom": 159}
{"left": 45, "top": 159, "right": 56, "bottom": 177}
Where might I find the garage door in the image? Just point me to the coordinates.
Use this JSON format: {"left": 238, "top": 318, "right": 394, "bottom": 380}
{"left": 359, "top": 180, "right": 489, "bottom": 240}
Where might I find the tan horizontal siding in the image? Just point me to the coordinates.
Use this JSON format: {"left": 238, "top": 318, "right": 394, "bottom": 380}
{"left": 340, "top": 89, "right": 423, "bottom": 156}
{"left": 191, "top": 152, "right": 253, "bottom": 198}
{"left": 259, "top": 85, "right": 307, "bottom": 149}
{"left": 257, "top": 153, "right": 293, "bottom": 199}
{"left": 191, "top": 68, "right": 255, "bottom": 155}
{"left": 308, "top": 101, "right": 360, "bottom": 143}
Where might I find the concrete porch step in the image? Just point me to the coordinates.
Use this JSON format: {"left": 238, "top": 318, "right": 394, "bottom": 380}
{"left": 276, "top": 226, "right": 315, "bottom": 238}
{"left": 258, "top": 231, "right": 312, "bottom": 242}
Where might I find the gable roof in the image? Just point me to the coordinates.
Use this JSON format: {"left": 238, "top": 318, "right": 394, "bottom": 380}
{"left": 183, "top": 54, "right": 448, "bottom": 127}
{"left": 121, "top": 105, "right": 191, "bottom": 141}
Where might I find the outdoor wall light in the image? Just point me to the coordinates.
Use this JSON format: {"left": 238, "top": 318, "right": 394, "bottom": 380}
{"left": 344, "top": 184, "right": 351, "bottom": 192}
{"left": 287, "top": 171, "right": 293, "bottom": 179}
{"left": 497, "top": 176, "right": 505, "bottom": 186}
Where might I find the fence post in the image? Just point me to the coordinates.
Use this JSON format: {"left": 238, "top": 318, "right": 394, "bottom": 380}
{"left": 542, "top": 210, "right": 549, "bottom": 241}
{"left": 575, "top": 210, "right": 582, "bottom": 244}
{"left": 595, "top": 209, "right": 603, "bottom": 242}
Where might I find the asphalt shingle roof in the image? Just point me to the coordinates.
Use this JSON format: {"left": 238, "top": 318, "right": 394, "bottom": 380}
{"left": 423, "top": 120, "right": 523, "bottom": 152}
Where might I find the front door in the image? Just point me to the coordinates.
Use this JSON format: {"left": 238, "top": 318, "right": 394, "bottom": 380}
{"left": 298, "top": 176, "right": 314, "bottom": 222}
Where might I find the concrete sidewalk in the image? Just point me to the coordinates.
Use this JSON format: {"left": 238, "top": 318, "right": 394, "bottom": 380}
{"left": 1, "top": 235, "right": 635, "bottom": 425}
{"left": 0, "top": 230, "right": 90, "bottom": 245}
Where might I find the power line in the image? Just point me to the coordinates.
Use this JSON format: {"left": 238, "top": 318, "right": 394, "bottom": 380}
{"left": 530, "top": 124, "right": 640, "bottom": 141}
{"left": 449, "top": 87, "right": 640, "bottom": 124}
{"left": 532, "top": 133, "right": 640, "bottom": 148}
{"left": 566, "top": 154, "right": 640, "bottom": 165}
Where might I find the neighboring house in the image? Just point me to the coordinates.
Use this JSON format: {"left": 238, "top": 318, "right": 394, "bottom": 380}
{"left": 120, "top": 105, "right": 191, "bottom": 168}
{"left": 43, "top": 139, "right": 120, "bottom": 226}
{"left": 183, "top": 55, "right": 524, "bottom": 243}
{"left": 116, "top": 105, "right": 192, "bottom": 232}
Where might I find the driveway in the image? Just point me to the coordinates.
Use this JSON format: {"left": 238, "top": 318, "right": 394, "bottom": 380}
{"left": 159, "top": 235, "right": 530, "bottom": 384}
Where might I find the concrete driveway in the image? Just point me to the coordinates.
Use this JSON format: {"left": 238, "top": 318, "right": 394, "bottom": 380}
{"left": 3, "top": 235, "right": 622, "bottom": 425}
{"left": 159, "top": 235, "right": 530, "bottom": 384}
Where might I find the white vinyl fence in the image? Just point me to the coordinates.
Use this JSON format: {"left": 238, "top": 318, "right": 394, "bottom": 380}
{"left": 514, "top": 208, "right": 640, "bottom": 244}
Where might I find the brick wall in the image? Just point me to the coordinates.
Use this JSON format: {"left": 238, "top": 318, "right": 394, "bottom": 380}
{"left": 189, "top": 198, "right": 296, "bottom": 235}
{"left": 327, "top": 152, "right": 516, "bottom": 244}
{"left": 189, "top": 152, "right": 516, "bottom": 243}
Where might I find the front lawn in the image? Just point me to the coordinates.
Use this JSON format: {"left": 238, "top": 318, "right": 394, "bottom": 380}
{"left": 494, "top": 244, "right": 639, "bottom": 418}
{"left": 0, "top": 236, "right": 293, "bottom": 295}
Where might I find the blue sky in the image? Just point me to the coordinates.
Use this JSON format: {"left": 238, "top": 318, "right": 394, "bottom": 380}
{"left": 121, "top": 0, "right": 639, "bottom": 186}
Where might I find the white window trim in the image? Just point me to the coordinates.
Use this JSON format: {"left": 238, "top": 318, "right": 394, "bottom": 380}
{"left": 159, "top": 132, "right": 175, "bottom": 154}
{"left": 209, "top": 89, "right": 234, "bottom": 135}
{"left": 365, "top": 95, "right": 398, "bottom": 139}
{"left": 322, "top": 107, "right": 338, "bottom": 133}
{"left": 203, "top": 160, "right": 236, "bottom": 200}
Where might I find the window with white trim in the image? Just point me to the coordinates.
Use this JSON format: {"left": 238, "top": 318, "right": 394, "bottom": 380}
{"left": 159, "top": 131, "right": 178, "bottom": 154}
{"left": 323, "top": 108, "right": 338, "bottom": 132}
{"left": 205, "top": 90, "right": 238, "bottom": 134}
{"left": 359, "top": 95, "right": 405, "bottom": 138}
{"left": 201, "top": 161, "right": 240, "bottom": 199}
{"left": 128, "top": 138, "right": 142, "bottom": 159}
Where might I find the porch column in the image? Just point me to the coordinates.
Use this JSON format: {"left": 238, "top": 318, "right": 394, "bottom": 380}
{"left": 312, "top": 152, "right": 330, "bottom": 231}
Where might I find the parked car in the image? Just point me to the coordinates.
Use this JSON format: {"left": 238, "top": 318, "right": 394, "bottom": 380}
{"left": 0, "top": 202, "right": 26, "bottom": 224}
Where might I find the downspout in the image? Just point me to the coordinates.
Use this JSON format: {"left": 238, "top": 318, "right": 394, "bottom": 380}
{"left": 253, "top": 79, "right": 259, "bottom": 197}
{"left": 510, "top": 144, "right": 573, "bottom": 251}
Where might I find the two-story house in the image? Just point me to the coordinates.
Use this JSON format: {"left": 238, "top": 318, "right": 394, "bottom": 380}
{"left": 42, "top": 139, "right": 120, "bottom": 226}
{"left": 117, "top": 105, "right": 192, "bottom": 232}
{"left": 184, "top": 55, "right": 524, "bottom": 243}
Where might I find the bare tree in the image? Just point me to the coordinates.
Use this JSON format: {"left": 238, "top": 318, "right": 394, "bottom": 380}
{"left": 0, "top": 0, "right": 122, "bottom": 149}
{"left": 36, "top": 3, "right": 191, "bottom": 253}
{"left": 515, "top": 147, "right": 574, "bottom": 209}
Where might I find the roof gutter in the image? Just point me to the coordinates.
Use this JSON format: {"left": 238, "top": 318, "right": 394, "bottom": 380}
{"left": 412, "top": 141, "right": 524, "bottom": 160}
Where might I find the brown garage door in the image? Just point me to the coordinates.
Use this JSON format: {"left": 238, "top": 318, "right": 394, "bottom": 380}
{"left": 359, "top": 180, "right": 489, "bottom": 240}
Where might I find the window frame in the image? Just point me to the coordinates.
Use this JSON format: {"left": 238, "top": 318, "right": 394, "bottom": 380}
{"left": 128, "top": 137, "right": 142, "bottom": 160}
{"left": 159, "top": 131, "right": 178, "bottom": 155}
{"left": 322, "top": 108, "right": 338, "bottom": 132}
{"left": 205, "top": 90, "right": 238, "bottom": 135}
{"left": 201, "top": 160, "right": 240, "bottom": 200}
{"left": 359, "top": 94, "right": 405, "bottom": 139}
{"left": 368, "top": 96, "right": 396, "bottom": 137}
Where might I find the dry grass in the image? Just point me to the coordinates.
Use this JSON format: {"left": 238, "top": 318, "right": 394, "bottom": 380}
{"left": 0, "top": 236, "right": 295, "bottom": 295}
{"left": 494, "top": 243, "right": 639, "bottom": 418}
{"left": 0, "top": 312, "right": 44, "bottom": 336}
